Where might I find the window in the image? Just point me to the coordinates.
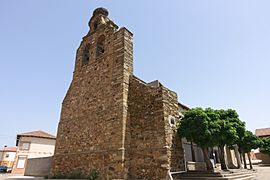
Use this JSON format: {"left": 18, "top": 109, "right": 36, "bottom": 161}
{"left": 20, "top": 142, "right": 30, "bottom": 150}
{"left": 169, "top": 115, "right": 176, "bottom": 127}
{"left": 17, "top": 156, "right": 27, "bottom": 169}
{"left": 170, "top": 118, "right": 175, "bottom": 125}
{"left": 82, "top": 44, "right": 90, "bottom": 66}
{"left": 96, "top": 35, "right": 105, "bottom": 57}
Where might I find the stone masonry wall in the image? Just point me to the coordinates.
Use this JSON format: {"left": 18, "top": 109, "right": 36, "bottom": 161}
{"left": 51, "top": 9, "right": 133, "bottom": 179}
{"left": 161, "top": 87, "right": 185, "bottom": 172}
{"left": 126, "top": 77, "right": 185, "bottom": 179}
{"left": 127, "top": 76, "right": 168, "bottom": 179}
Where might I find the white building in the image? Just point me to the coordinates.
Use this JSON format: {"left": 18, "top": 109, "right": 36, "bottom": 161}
{"left": 12, "top": 130, "right": 56, "bottom": 175}
{"left": 0, "top": 147, "right": 17, "bottom": 171}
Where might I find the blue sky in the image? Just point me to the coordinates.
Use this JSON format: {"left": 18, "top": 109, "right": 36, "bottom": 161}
{"left": 0, "top": 1, "right": 269, "bottom": 147}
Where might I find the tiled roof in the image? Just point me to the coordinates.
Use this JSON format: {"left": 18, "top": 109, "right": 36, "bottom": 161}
{"left": 0, "top": 147, "right": 17, "bottom": 152}
{"left": 255, "top": 128, "right": 270, "bottom": 137}
{"left": 178, "top": 102, "right": 190, "bottom": 110}
{"left": 17, "top": 130, "right": 56, "bottom": 139}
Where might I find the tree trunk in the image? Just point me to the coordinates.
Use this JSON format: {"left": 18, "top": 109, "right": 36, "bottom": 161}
{"left": 233, "top": 145, "right": 242, "bottom": 169}
{"left": 226, "top": 146, "right": 237, "bottom": 169}
{"left": 240, "top": 153, "right": 243, "bottom": 164}
{"left": 202, "top": 147, "right": 214, "bottom": 171}
{"left": 239, "top": 147, "right": 243, "bottom": 164}
{"left": 242, "top": 152, "right": 247, "bottom": 169}
{"left": 247, "top": 152, "right": 253, "bottom": 169}
{"left": 191, "top": 141, "right": 196, "bottom": 162}
{"left": 219, "top": 145, "right": 228, "bottom": 170}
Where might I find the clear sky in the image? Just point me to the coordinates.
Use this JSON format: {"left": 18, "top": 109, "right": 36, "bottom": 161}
{"left": 0, "top": 1, "right": 269, "bottom": 147}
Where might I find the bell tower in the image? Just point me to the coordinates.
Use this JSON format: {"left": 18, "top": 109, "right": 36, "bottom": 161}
{"left": 51, "top": 7, "right": 133, "bottom": 179}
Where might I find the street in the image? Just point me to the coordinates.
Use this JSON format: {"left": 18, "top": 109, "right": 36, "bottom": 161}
{"left": 0, "top": 174, "right": 42, "bottom": 180}
{"left": 254, "top": 165, "right": 270, "bottom": 180}
{"left": 0, "top": 165, "right": 270, "bottom": 180}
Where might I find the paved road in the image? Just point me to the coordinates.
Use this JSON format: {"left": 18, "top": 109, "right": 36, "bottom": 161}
{"left": 1, "top": 165, "right": 270, "bottom": 179}
{"left": 0, "top": 174, "right": 42, "bottom": 180}
{"left": 254, "top": 165, "right": 270, "bottom": 180}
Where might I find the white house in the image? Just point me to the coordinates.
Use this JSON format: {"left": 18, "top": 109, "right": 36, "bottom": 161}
{"left": 0, "top": 147, "right": 17, "bottom": 171}
{"left": 12, "top": 130, "right": 56, "bottom": 175}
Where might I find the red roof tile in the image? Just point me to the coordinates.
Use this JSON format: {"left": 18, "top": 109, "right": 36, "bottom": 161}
{"left": 17, "top": 130, "right": 56, "bottom": 139}
{"left": 255, "top": 128, "right": 270, "bottom": 137}
{"left": 0, "top": 147, "right": 17, "bottom": 152}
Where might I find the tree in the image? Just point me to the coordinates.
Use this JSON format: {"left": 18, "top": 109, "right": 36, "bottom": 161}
{"left": 241, "top": 149, "right": 247, "bottom": 169}
{"left": 232, "top": 145, "right": 242, "bottom": 169}
{"left": 261, "top": 137, "right": 270, "bottom": 156}
{"left": 224, "top": 109, "right": 246, "bottom": 169}
{"left": 239, "top": 131, "right": 262, "bottom": 169}
{"left": 177, "top": 108, "right": 217, "bottom": 171}
{"left": 178, "top": 108, "right": 248, "bottom": 171}
{"left": 190, "top": 141, "right": 196, "bottom": 162}
{"left": 214, "top": 109, "right": 243, "bottom": 170}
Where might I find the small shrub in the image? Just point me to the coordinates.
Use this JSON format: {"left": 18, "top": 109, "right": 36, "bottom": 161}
{"left": 87, "top": 169, "right": 99, "bottom": 180}
{"left": 50, "top": 169, "right": 99, "bottom": 179}
{"left": 67, "top": 170, "right": 84, "bottom": 179}
{"left": 50, "top": 171, "right": 66, "bottom": 179}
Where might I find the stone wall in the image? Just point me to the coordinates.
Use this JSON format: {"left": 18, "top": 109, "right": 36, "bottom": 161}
{"left": 256, "top": 152, "right": 270, "bottom": 164}
{"left": 127, "top": 77, "right": 167, "bottom": 179}
{"left": 25, "top": 157, "right": 52, "bottom": 177}
{"left": 126, "top": 77, "right": 185, "bottom": 179}
{"left": 162, "top": 87, "right": 185, "bottom": 172}
{"left": 51, "top": 8, "right": 133, "bottom": 179}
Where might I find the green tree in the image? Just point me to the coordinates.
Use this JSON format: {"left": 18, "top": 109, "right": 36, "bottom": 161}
{"left": 239, "top": 131, "right": 262, "bottom": 169}
{"left": 261, "top": 137, "right": 270, "bottom": 156}
{"left": 178, "top": 108, "right": 248, "bottom": 171}
{"left": 224, "top": 109, "right": 246, "bottom": 169}
{"left": 177, "top": 108, "right": 217, "bottom": 171}
{"left": 214, "top": 109, "right": 245, "bottom": 170}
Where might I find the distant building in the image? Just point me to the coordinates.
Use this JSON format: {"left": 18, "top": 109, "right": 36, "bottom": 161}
{"left": 12, "top": 130, "right": 56, "bottom": 175}
{"left": 255, "top": 128, "right": 270, "bottom": 138}
{"left": 255, "top": 127, "right": 270, "bottom": 164}
{"left": 0, "top": 147, "right": 17, "bottom": 171}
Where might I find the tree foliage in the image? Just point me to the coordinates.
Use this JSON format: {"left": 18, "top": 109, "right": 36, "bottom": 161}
{"left": 237, "top": 130, "right": 262, "bottom": 169}
{"left": 178, "top": 108, "right": 217, "bottom": 171}
{"left": 177, "top": 107, "right": 248, "bottom": 170}
{"left": 261, "top": 137, "right": 270, "bottom": 156}
{"left": 214, "top": 109, "right": 239, "bottom": 146}
{"left": 178, "top": 108, "right": 245, "bottom": 149}
{"left": 178, "top": 108, "right": 216, "bottom": 148}
{"left": 240, "top": 131, "right": 262, "bottom": 153}
{"left": 212, "top": 109, "right": 245, "bottom": 170}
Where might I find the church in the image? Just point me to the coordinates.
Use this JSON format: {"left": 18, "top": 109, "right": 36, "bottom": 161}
{"left": 51, "top": 7, "right": 188, "bottom": 179}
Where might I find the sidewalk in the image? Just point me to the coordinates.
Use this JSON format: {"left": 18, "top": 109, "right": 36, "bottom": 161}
{"left": 253, "top": 164, "right": 270, "bottom": 180}
{"left": 0, "top": 174, "right": 43, "bottom": 180}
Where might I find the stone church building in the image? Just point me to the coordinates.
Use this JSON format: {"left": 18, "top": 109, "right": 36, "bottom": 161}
{"left": 51, "top": 8, "right": 188, "bottom": 179}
